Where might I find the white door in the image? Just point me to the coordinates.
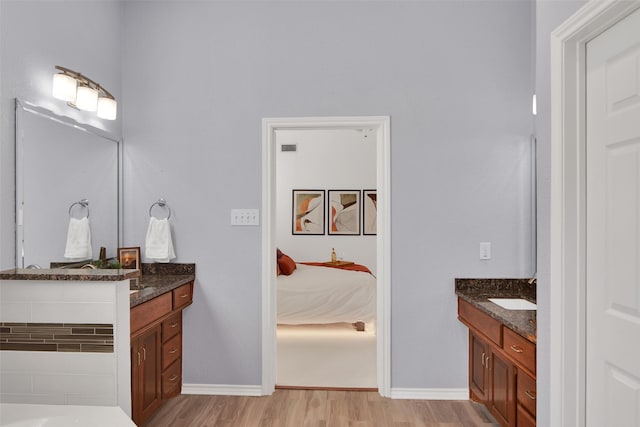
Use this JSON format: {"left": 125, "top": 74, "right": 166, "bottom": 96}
{"left": 586, "top": 7, "right": 640, "bottom": 426}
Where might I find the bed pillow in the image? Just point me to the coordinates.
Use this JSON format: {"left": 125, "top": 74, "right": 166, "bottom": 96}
{"left": 278, "top": 253, "right": 297, "bottom": 276}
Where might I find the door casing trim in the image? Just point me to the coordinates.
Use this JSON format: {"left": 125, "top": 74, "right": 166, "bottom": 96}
{"left": 261, "top": 116, "right": 391, "bottom": 396}
{"left": 550, "top": 1, "right": 640, "bottom": 425}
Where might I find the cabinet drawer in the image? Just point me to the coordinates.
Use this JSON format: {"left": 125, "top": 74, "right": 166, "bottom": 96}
{"left": 162, "top": 333, "right": 181, "bottom": 370}
{"left": 162, "top": 312, "right": 182, "bottom": 342}
{"left": 173, "top": 282, "right": 193, "bottom": 310}
{"left": 458, "top": 299, "right": 502, "bottom": 346}
{"left": 517, "top": 369, "right": 536, "bottom": 417}
{"left": 504, "top": 327, "right": 536, "bottom": 373}
{"left": 131, "top": 293, "right": 172, "bottom": 334}
{"left": 517, "top": 404, "right": 536, "bottom": 427}
{"left": 162, "top": 360, "right": 182, "bottom": 399}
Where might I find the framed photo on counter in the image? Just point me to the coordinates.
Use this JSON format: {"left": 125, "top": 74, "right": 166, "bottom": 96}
{"left": 118, "top": 246, "right": 141, "bottom": 270}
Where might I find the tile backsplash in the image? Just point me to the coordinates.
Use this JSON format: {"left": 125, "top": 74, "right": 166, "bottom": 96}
{"left": 0, "top": 322, "right": 113, "bottom": 353}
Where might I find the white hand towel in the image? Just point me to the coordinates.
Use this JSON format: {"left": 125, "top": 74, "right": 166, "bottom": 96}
{"left": 145, "top": 217, "right": 176, "bottom": 262}
{"left": 64, "top": 217, "right": 93, "bottom": 259}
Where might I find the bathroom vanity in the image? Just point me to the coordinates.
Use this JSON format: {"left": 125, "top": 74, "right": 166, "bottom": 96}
{"left": 129, "top": 263, "right": 194, "bottom": 426}
{"left": 0, "top": 263, "right": 195, "bottom": 427}
{"left": 455, "top": 279, "right": 537, "bottom": 427}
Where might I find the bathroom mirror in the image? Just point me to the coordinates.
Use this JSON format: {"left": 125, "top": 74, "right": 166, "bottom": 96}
{"left": 15, "top": 100, "right": 120, "bottom": 268}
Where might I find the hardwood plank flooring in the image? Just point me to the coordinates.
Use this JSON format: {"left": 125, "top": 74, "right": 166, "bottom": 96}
{"left": 144, "top": 390, "right": 499, "bottom": 427}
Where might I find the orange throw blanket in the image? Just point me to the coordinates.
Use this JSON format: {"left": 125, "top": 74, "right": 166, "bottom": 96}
{"left": 301, "top": 262, "right": 372, "bottom": 274}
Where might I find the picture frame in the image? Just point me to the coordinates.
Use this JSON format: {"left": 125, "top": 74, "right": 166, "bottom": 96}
{"left": 363, "top": 189, "right": 377, "bottom": 235}
{"left": 292, "top": 190, "right": 325, "bottom": 235}
{"left": 118, "top": 246, "right": 141, "bottom": 270}
{"left": 328, "top": 190, "right": 360, "bottom": 235}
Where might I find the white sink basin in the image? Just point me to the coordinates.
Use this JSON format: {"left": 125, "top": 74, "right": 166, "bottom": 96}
{"left": 488, "top": 298, "right": 536, "bottom": 310}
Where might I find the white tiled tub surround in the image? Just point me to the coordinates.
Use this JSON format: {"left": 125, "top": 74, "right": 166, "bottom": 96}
{"left": 0, "top": 279, "right": 131, "bottom": 416}
{"left": 0, "top": 403, "right": 136, "bottom": 426}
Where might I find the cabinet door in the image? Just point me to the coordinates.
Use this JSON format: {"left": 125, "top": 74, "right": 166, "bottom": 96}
{"left": 132, "top": 324, "right": 162, "bottom": 425}
{"left": 517, "top": 405, "right": 536, "bottom": 427}
{"left": 469, "top": 332, "right": 490, "bottom": 403}
{"left": 489, "top": 349, "right": 517, "bottom": 427}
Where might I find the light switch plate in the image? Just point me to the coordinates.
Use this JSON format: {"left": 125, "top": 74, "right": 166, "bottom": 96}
{"left": 231, "top": 209, "right": 259, "bottom": 226}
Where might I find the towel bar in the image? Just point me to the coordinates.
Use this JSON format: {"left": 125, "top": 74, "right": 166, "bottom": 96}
{"left": 68, "top": 199, "right": 89, "bottom": 218}
{"left": 149, "top": 198, "right": 172, "bottom": 219}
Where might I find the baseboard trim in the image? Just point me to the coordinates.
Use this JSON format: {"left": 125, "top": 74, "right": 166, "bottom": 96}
{"left": 275, "top": 385, "right": 378, "bottom": 392}
{"left": 182, "top": 384, "right": 468, "bottom": 400}
{"left": 390, "top": 388, "right": 469, "bottom": 400}
{"left": 182, "top": 384, "right": 263, "bottom": 396}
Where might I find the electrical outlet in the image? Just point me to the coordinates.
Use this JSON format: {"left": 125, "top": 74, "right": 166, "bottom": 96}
{"left": 231, "top": 209, "right": 260, "bottom": 226}
{"left": 480, "top": 242, "right": 491, "bottom": 260}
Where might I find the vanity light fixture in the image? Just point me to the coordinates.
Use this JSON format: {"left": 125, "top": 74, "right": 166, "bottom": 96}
{"left": 51, "top": 65, "right": 117, "bottom": 120}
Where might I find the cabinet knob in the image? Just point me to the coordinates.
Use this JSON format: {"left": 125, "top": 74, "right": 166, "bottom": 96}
{"left": 169, "top": 375, "right": 178, "bottom": 382}
{"left": 169, "top": 348, "right": 178, "bottom": 354}
{"left": 180, "top": 294, "right": 189, "bottom": 299}
{"left": 170, "top": 322, "right": 179, "bottom": 328}
{"left": 525, "top": 390, "right": 537, "bottom": 400}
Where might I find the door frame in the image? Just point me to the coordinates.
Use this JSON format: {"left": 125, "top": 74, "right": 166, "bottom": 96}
{"left": 261, "top": 116, "right": 391, "bottom": 396}
{"left": 550, "top": 1, "right": 640, "bottom": 425}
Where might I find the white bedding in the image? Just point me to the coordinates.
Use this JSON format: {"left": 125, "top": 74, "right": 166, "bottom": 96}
{"left": 277, "top": 263, "right": 376, "bottom": 325}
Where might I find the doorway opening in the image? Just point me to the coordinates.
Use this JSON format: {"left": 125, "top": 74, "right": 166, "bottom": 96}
{"left": 261, "top": 116, "right": 391, "bottom": 396}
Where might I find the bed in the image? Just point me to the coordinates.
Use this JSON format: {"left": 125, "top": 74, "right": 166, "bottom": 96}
{"left": 276, "top": 262, "right": 376, "bottom": 330}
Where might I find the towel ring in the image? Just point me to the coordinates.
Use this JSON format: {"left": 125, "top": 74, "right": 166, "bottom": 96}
{"left": 149, "top": 198, "right": 172, "bottom": 219}
{"left": 68, "top": 199, "right": 90, "bottom": 218}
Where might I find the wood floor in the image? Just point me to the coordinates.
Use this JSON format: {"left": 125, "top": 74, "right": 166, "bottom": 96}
{"left": 144, "top": 390, "right": 499, "bottom": 427}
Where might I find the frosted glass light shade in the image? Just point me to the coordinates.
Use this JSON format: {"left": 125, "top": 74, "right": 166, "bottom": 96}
{"left": 52, "top": 73, "right": 77, "bottom": 102}
{"left": 97, "top": 97, "right": 117, "bottom": 120}
{"left": 75, "top": 86, "right": 98, "bottom": 111}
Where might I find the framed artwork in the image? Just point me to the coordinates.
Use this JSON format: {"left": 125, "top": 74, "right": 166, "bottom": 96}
{"left": 328, "top": 190, "right": 360, "bottom": 235}
{"left": 292, "top": 190, "right": 325, "bottom": 235}
{"left": 118, "top": 246, "right": 141, "bottom": 270}
{"left": 363, "top": 189, "right": 377, "bottom": 235}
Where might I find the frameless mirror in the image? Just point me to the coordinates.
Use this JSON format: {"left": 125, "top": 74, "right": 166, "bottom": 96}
{"left": 15, "top": 100, "right": 120, "bottom": 268}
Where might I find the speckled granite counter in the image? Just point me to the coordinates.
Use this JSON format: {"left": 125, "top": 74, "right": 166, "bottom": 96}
{"left": 455, "top": 278, "right": 536, "bottom": 343}
{"left": 0, "top": 268, "right": 139, "bottom": 281}
{"left": 0, "top": 264, "right": 195, "bottom": 309}
{"left": 129, "top": 263, "right": 195, "bottom": 308}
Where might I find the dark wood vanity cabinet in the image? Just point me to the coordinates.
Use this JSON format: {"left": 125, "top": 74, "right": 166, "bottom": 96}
{"left": 469, "top": 331, "right": 490, "bottom": 402}
{"left": 517, "top": 369, "right": 537, "bottom": 427}
{"left": 488, "top": 347, "right": 517, "bottom": 427}
{"left": 130, "top": 281, "right": 194, "bottom": 426}
{"left": 131, "top": 324, "right": 162, "bottom": 423}
{"left": 458, "top": 299, "right": 536, "bottom": 427}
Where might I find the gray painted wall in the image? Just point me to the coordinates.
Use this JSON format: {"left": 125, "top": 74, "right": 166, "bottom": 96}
{"left": 0, "top": 0, "right": 123, "bottom": 269}
{"left": 0, "top": 0, "right": 538, "bottom": 397}
{"left": 122, "top": 1, "right": 534, "bottom": 389}
{"left": 534, "top": 1, "right": 586, "bottom": 425}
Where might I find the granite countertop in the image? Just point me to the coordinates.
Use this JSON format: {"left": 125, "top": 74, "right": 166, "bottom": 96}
{"left": 0, "top": 268, "right": 140, "bottom": 281}
{"left": 0, "top": 263, "right": 195, "bottom": 309}
{"left": 129, "top": 274, "right": 194, "bottom": 308}
{"left": 455, "top": 278, "right": 537, "bottom": 343}
{"left": 129, "top": 263, "right": 195, "bottom": 308}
